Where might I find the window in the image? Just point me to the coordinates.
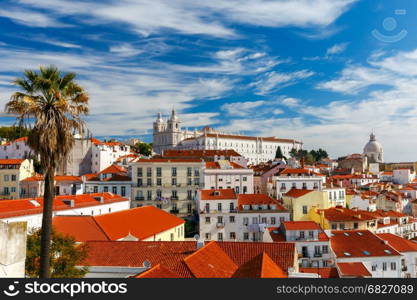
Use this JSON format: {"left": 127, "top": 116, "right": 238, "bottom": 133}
{"left": 217, "top": 203, "right": 222, "bottom": 211}
{"left": 372, "top": 265, "right": 377, "bottom": 271}
{"left": 11, "top": 187, "right": 16, "bottom": 193}
{"left": 194, "top": 178, "right": 200, "bottom": 185}
{"left": 302, "top": 182, "right": 307, "bottom": 189}
{"left": 187, "top": 203, "right": 192, "bottom": 214}
{"left": 322, "top": 245, "right": 329, "bottom": 254}
{"left": 170, "top": 233, "right": 174, "bottom": 241}
{"left": 4, "top": 175, "right": 9, "bottom": 181}
{"left": 354, "top": 222, "right": 358, "bottom": 229}
{"left": 230, "top": 232, "right": 236, "bottom": 240}
{"left": 137, "top": 168, "right": 143, "bottom": 177}
{"left": 93, "top": 186, "right": 98, "bottom": 193}
{"left": 314, "top": 245, "right": 321, "bottom": 255}
{"left": 217, "top": 216, "right": 223, "bottom": 224}
{"left": 147, "top": 190, "right": 152, "bottom": 200}
{"left": 112, "top": 186, "right": 117, "bottom": 194}
{"left": 292, "top": 183, "right": 296, "bottom": 188}
{"left": 271, "top": 217, "right": 276, "bottom": 225}
{"left": 309, "top": 231, "right": 314, "bottom": 238}
{"left": 300, "top": 231, "right": 305, "bottom": 239}
{"left": 187, "top": 190, "right": 193, "bottom": 200}
{"left": 187, "top": 167, "right": 192, "bottom": 177}
{"left": 146, "top": 178, "right": 152, "bottom": 186}
{"left": 252, "top": 217, "right": 258, "bottom": 224}
{"left": 243, "top": 177, "right": 247, "bottom": 182}
{"left": 243, "top": 217, "right": 249, "bottom": 225}
{"left": 302, "top": 205, "right": 308, "bottom": 214}
{"left": 229, "top": 216, "right": 235, "bottom": 223}
{"left": 205, "top": 233, "right": 211, "bottom": 240}
{"left": 331, "top": 224, "right": 337, "bottom": 230}
{"left": 103, "top": 186, "right": 108, "bottom": 192}
{"left": 391, "top": 262, "right": 396, "bottom": 270}
{"left": 156, "top": 190, "right": 162, "bottom": 199}
{"left": 11, "top": 175, "right": 16, "bottom": 181}
{"left": 172, "top": 167, "right": 177, "bottom": 177}
{"left": 205, "top": 203, "right": 210, "bottom": 213}
{"left": 235, "top": 186, "right": 240, "bottom": 194}
{"left": 121, "top": 186, "right": 126, "bottom": 197}
{"left": 261, "top": 217, "right": 267, "bottom": 224}
{"left": 339, "top": 223, "right": 345, "bottom": 230}
{"left": 187, "top": 178, "right": 192, "bottom": 186}
{"left": 382, "top": 262, "right": 387, "bottom": 271}
{"left": 157, "top": 178, "right": 162, "bottom": 186}
{"left": 156, "top": 167, "right": 162, "bottom": 177}
{"left": 137, "top": 178, "right": 143, "bottom": 187}
{"left": 194, "top": 168, "right": 199, "bottom": 177}
{"left": 146, "top": 167, "right": 152, "bottom": 177}
{"left": 243, "top": 232, "right": 249, "bottom": 240}
{"left": 171, "top": 190, "right": 177, "bottom": 199}
{"left": 172, "top": 178, "right": 177, "bottom": 186}
{"left": 229, "top": 202, "right": 234, "bottom": 212}
{"left": 243, "top": 186, "right": 247, "bottom": 194}
{"left": 217, "top": 232, "right": 223, "bottom": 241}
{"left": 205, "top": 217, "right": 211, "bottom": 224}
{"left": 156, "top": 204, "right": 162, "bottom": 209}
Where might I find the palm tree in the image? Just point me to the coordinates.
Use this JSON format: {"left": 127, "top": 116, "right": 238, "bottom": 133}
{"left": 5, "top": 65, "right": 89, "bottom": 278}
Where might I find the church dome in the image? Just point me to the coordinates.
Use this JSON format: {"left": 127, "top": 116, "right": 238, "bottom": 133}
{"left": 363, "top": 132, "right": 383, "bottom": 163}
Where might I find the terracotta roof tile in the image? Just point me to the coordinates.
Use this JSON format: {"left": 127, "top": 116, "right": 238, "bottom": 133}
{"left": 232, "top": 252, "right": 287, "bottom": 278}
{"left": 282, "top": 221, "right": 322, "bottom": 231}
{"left": 299, "top": 267, "right": 339, "bottom": 278}
{"left": 200, "top": 189, "right": 236, "bottom": 200}
{"left": 337, "top": 262, "right": 372, "bottom": 277}
{"left": 377, "top": 233, "right": 417, "bottom": 252}
{"left": 53, "top": 216, "right": 109, "bottom": 242}
{"left": 237, "top": 194, "right": 286, "bottom": 211}
{"left": 134, "top": 264, "right": 182, "bottom": 278}
{"left": 0, "top": 159, "right": 25, "bottom": 165}
{"left": 284, "top": 189, "right": 314, "bottom": 198}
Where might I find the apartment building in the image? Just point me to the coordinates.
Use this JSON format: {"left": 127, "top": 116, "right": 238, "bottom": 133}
{"left": 265, "top": 221, "right": 332, "bottom": 269}
{"left": 0, "top": 137, "right": 33, "bottom": 159}
{"left": 273, "top": 168, "right": 325, "bottom": 199}
{"left": 20, "top": 174, "right": 84, "bottom": 198}
{"left": 198, "top": 189, "right": 290, "bottom": 242}
{"left": 130, "top": 158, "right": 204, "bottom": 217}
{"left": 203, "top": 160, "right": 253, "bottom": 194}
{"left": 0, "top": 159, "right": 34, "bottom": 200}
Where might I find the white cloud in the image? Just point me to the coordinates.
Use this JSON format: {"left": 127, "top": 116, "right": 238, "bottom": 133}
{"left": 0, "top": 8, "right": 68, "bottom": 27}
{"left": 109, "top": 43, "right": 143, "bottom": 57}
{"left": 326, "top": 42, "right": 348, "bottom": 56}
{"left": 281, "top": 97, "right": 301, "bottom": 107}
{"left": 252, "top": 70, "right": 314, "bottom": 95}
{"left": 16, "top": 0, "right": 356, "bottom": 37}
{"left": 221, "top": 100, "right": 266, "bottom": 117}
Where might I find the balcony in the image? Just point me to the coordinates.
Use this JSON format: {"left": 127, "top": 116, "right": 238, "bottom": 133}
{"left": 135, "top": 196, "right": 144, "bottom": 201}
{"left": 216, "top": 222, "right": 225, "bottom": 228}
{"left": 314, "top": 252, "right": 322, "bottom": 258}
{"left": 170, "top": 196, "right": 179, "bottom": 201}
{"left": 170, "top": 209, "right": 179, "bottom": 214}
{"left": 229, "top": 209, "right": 238, "bottom": 213}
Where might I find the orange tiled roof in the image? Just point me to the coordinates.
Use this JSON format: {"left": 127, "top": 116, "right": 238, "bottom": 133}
{"left": 134, "top": 158, "right": 202, "bottom": 163}
{"left": 203, "top": 133, "right": 302, "bottom": 144}
{"left": 205, "top": 161, "right": 244, "bottom": 169}
{"left": 282, "top": 221, "right": 322, "bottom": 231}
{"left": 319, "top": 207, "right": 377, "bottom": 222}
{"left": 22, "top": 174, "right": 82, "bottom": 182}
{"left": 53, "top": 216, "right": 109, "bottom": 242}
{"left": 0, "top": 193, "right": 128, "bottom": 219}
{"left": 184, "top": 241, "right": 238, "bottom": 278}
{"left": 377, "top": 233, "right": 417, "bottom": 252}
{"left": 280, "top": 168, "right": 311, "bottom": 175}
{"left": 237, "top": 194, "right": 286, "bottom": 210}
{"left": 162, "top": 149, "right": 242, "bottom": 158}
{"left": 330, "top": 230, "right": 401, "bottom": 258}
{"left": 284, "top": 189, "right": 314, "bottom": 198}
{"left": 99, "top": 164, "right": 127, "bottom": 174}
{"left": 0, "top": 159, "right": 25, "bottom": 165}
{"left": 232, "top": 252, "right": 287, "bottom": 278}
{"left": 299, "top": 267, "right": 339, "bottom": 278}
{"left": 134, "top": 264, "right": 182, "bottom": 278}
{"left": 337, "top": 262, "right": 371, "bottom": 277}
{"left": 200, "top": 189, "right": 237, "bottom": 200}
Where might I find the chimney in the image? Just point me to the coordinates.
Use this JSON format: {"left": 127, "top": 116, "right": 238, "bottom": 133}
{"left": 63, "top": 199, "right": 75, "bottom": 207}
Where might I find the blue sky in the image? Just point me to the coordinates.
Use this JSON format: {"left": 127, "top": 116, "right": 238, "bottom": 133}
{"left": 0, "top": 0, "right": 417, "bottom": 162}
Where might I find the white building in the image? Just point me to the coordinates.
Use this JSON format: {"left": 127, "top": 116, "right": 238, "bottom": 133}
{"left": 377, "top": 233, "right": 417, "bottom": 278}
{"left": 0, "top": 193, "right": 130, "bottom": 231}
{"left": 363, "top": 132, "right": 384, "bottom": 163}
{"left": 350, "top": 191, "right": 378, "bottom": 211}
{"left": 91, "top": 139, "right": 131, "bottom": 174}
{"left": 152, "top": 110, "right": 303, "bottom": 164}
{"left": 0, "top": 221, "right": 27, "bottom": 278}
{"left": 273, "top": 168, "right": 325, "bottom": 199}
{"left": 203, "top": 160, "right": 253, "bottom": 194}
{"left": 197, "top": 189, "right": 290, "bottom": 242}
{"left": 330, "top": 230, "right": 402, "bottom": 278}
{"left": 0, "top": 137, "right": 33, "bottom": 159}
{"left": 20, "top": 175, "right": 84, "bottom": 198}
{"left": 265, "top": 221, "right": 332, "bottom": 269}
{"left": 84, "top": 164, "right": 132, "bottom": 199}
{"left": 393, "top": 169, "right": 416, "bottom": 185}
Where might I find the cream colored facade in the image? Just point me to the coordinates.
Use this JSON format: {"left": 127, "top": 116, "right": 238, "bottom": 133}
{"left": 0, "top": 159, "right": 34, "bottom": 200}
{"left": 142, "top": 223, "right": 185, "bottom": 241}
{"left": 130, "top": 159, "right": 204, "bottom": 217}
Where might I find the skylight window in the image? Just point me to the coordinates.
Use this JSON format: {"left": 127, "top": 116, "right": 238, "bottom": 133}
{"left": 384, "top": 250, "right": 392, "bottom": 254}
{"left": 344, "top": 252, "right": 351, "bottom": 256}
{"left": 357, "top": 232, "right": 363, "bottom": 236}
{"left": 343, "top": 232, "right": 349, "bottom": 236}
{"left": 363, "top": 250, "right": 370, "bottom": 255}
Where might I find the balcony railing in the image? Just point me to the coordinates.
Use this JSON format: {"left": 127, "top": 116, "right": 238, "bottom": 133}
{"left": 170, "top": 209, "right": 179, "bottom": 214}
{"left": 170, "top": 196, "right": 179, "bottom": 201}
{"left": 135, "top": 196, "right": 144, "bottom": 201}
{"left": 314, "top": 253, "right": 322, "bottom": 258}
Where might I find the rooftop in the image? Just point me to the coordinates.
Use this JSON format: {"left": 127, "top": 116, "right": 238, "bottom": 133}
{"left": 336, "top": 262, "right": 371, "bottom": 277}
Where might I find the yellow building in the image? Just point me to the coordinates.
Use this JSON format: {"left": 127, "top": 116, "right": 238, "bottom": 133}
{"left": 308, "top": 207, "right": 378, "bottom": 232}
{"left": 282, "top": 188, "right": 346, "bottom": 221}
{"left": 130, "top": 158, "right": 204, "bottom": 217}
{"left": 0, "top": 159, "right": 34, "bottom": 200}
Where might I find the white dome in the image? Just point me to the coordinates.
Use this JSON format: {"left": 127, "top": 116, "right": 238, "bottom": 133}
{"left": 363, "top": 132, "right": 383, "bottom": 163}
{"left": 364, "top": 140, "right": 383, "bottom": 153}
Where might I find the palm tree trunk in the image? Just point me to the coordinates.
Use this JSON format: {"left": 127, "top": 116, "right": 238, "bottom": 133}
{"left": 39, "top": 168, "right": 55, "bottom": 278}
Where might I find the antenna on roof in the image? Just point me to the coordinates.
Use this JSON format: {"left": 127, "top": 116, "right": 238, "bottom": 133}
{"left": 193, "top": 234, "right": 200, "bottom": 241}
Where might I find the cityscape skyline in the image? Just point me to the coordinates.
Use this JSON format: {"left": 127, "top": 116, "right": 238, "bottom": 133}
{"left": 0, "top": 0, "right": 417, "bottom": 161}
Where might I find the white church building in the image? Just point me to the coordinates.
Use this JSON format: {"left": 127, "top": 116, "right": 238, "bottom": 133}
{"left": 153, "top": 110, "right": 303, "bottom": 165}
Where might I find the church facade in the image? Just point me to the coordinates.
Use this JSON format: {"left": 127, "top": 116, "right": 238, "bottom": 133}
{"left": 152, "top": 110, "right": 303, "bottom": 165}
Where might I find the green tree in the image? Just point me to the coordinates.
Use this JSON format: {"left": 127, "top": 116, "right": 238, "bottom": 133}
{"left": 5, "top": 65, "right": 89, "bottom": 278}
{"left": 135, "top": 142, "right": 152, "bottom": 156}
{"left": 0, "top": 125, "right": 30, "bottom": 140}
{"left": 26, "top": 229, "right": 89, "bottom": 278}
{"left": 275, "top": 146, "right": 286, "bottom": 159}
